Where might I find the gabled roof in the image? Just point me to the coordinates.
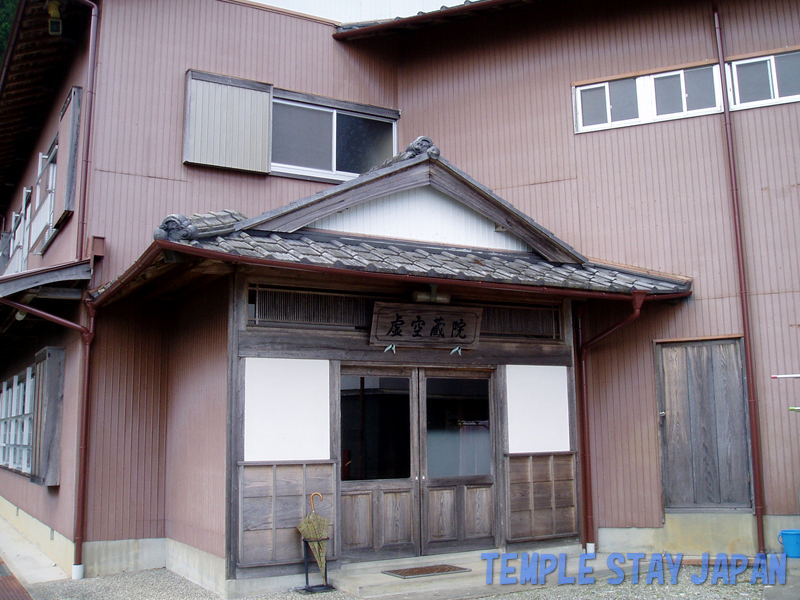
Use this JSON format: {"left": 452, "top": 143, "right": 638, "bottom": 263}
{"left": 229, "top": 138, "right": 586, "bottom": 264}
{"left": 127, "top": 138, "right": 691, "bottom": 303}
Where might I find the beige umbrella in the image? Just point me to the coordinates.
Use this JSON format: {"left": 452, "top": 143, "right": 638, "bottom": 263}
{"left": 297, "top": 492, "right": 329, "bottom": 585}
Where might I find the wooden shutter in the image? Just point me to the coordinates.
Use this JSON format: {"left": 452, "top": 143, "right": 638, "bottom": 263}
{"left": 56, "top": 86, "right": 82, "bottom": 228}
{"left": 31, "top": 347, "right": 65, "bottom": 487}
{"left": 183, "top": 70, "right": 272, "bottom": 173}
{"left": 657, "top": 339, "right": 751, "bottom": 509}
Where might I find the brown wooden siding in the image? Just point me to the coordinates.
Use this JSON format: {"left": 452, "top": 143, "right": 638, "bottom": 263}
{"left": 85, "top": 0, "right": 398, "bottom": 282}
{"left": 85, "top": 302, "right": 167, "bottom": 542}
{"left": 165, "top": 281, "right": 229, "bottom": 558}
{"left": 393, "top": 0, "right": 800, "bottom": 527}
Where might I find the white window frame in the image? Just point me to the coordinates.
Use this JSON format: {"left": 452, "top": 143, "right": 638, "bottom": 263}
{"left": 728, "top": 51, "right": 800, "bottom": 110}
{"left": 270, "top": 98, "right": 398, "bottom": 182}
{"left": 29, "top": 139, "right": 58, "bottom": 254}
{"left": 574, "top": 65, "right": 723, "bottom": 133}
{"left": 0, "top": 367, "right": 35, "bottom": 475}
{"left": 4, "top": 188, "right": 32, "bottom": 276}
{"left": 574, "top": 79, "right": 644, "bottom": 133}
{"left": 649, "top": 67, "right": 723, "bottom": 121}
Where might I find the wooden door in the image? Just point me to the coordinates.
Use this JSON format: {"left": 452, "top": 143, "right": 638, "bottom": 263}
{"left": 340, "top": 368, "right": 420, "bottom": 559}
{"left": 657, "top": 339, "right": 752, "bottom": 509}
{"left": 339, "top": 367, "right": 498, "bottom": 560}
{"left": 420, "top": 371, "right": 496, "bottom": 554}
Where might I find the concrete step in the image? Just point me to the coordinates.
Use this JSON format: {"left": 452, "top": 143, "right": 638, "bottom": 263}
{"left": 329, "top": 543, "right": 601, "bottom": 598}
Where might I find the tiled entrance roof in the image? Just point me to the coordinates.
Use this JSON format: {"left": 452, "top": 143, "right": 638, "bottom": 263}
{"left": 164, "top": 218, "right": 690, "bottom": 296}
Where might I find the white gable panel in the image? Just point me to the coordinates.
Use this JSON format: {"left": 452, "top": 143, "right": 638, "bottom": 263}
{"left": 309, "top": 186, "right": 531, "bottom": 251}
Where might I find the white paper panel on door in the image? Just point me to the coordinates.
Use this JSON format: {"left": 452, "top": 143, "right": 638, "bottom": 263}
{"left": 244, "top": 358, "right": 330, "bottom": 461}
{"left": 506, "top": 365, "right": 570, "bottom": 453}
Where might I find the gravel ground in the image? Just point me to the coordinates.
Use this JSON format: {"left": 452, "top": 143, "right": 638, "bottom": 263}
{"left": 477, "top": 566, "right": 765, "bottom": 600}
{"left": 25, "top": 566, "right": 772, "bottom": 600}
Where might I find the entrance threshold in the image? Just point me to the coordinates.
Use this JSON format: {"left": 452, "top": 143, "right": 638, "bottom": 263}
{"left": 329, "top": 540, "right": 583, "bottom": 599}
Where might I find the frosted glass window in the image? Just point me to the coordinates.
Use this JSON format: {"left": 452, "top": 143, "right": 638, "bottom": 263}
{"left": 685, "top": 66, "right": 716, "bottom": 110}
{"left": 655, "top": 74, "right": 683, "bottom": 115}
{"left": 272, "top": 102, "right": 333, "bottom": 171}
{"left": 426, "top": 378, "right": 490, "bottom": 478}
{"left": 736, "top": 60, "right": 773, "bottom": 104}
{"left": 776, "top": 51, "right": 800, "bottom": 98}
{"left": 580, "top": 86, "right": 608, "bottom": 127}
{"left": 609, "top": 78, "right": 638, "bottom": 122}
{"left": 575, "top": 65, "right": 721, "bottom": 132}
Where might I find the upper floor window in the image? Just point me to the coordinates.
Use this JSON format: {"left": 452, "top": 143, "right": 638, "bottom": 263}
{"left": 30, "top": 142, "right": 58, "bottom": 253}
{"left": 729, "top": 50, "right": 800, "bottom": 109}
{"left": 574, "top": 65, "right": 722, "bottom": 132}
{"left": 183, "top": 70, "right": 398, "bottom": 182}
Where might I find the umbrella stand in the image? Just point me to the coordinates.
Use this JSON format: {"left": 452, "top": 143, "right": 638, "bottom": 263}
{"left": 297, "top": 492, "right": 335, "bottom": 594}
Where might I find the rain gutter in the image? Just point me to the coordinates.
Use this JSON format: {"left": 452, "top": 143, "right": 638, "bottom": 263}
{"left": 575, "top": 290, "right": 647, "bottom": 548}
{"left": 713, "top": 4, "right": 765, "bottom": 554}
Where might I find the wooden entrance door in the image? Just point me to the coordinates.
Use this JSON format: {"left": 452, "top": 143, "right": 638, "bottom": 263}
{"left": 339, "top": 368, "right": 497, "bottom": 560}
{"left": 420, "top": 370, "right": 496, "bottom": 554}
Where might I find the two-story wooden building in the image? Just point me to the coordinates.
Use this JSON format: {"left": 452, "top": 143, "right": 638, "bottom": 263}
{"left": 0, "top": 0, "right": 797, "bottom": 596}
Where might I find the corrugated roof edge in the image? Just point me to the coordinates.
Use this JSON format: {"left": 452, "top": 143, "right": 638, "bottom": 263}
{"left": 334, "top": 0, "right": 532, "bottom": 40}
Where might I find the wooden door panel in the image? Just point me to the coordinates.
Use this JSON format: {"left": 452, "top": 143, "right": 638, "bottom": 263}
{"left": 465, "top": 485, "right": 493, "bottom": 538}
{"left": 342, "top": 492, "right": 372, "bottom": 549}
{"left": 427, "top": 487, "right": 458, "bottom": 541}
{"left": 382, "top": 490, "right": 414, "bottom": 545}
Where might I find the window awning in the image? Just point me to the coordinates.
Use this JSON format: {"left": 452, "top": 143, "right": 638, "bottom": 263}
{"left": 0, "top": 261, "right": 92, "bottom": 299}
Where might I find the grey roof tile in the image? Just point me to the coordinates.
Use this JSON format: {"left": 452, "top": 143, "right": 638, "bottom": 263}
{"left": 165, "top": 227, "right": 691, "bottom": 296}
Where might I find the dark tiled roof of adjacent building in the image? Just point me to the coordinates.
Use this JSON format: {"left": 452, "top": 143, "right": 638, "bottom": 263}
{"left": 334, "top": 0, "right": 531, "bottom": 40}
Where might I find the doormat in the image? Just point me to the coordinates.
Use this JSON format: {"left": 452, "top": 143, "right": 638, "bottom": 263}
{"left": 382, "top": 564, "right": 471, "bottom": 579}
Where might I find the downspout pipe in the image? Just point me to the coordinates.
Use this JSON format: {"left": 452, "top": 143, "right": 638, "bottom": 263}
{"left": 576, "top": 290, "right": 647, "bottom": 548}
{"left": 0, "top": 296, "right": 96, "bottom": 578}
{"left": 713, "top": 4, "right": 766, "bottom": 554}
{"left": 74, "top": 0, "right": 99, "bottom": 260}
{"left": 71, "top": 300, "right": 95, "bottom": 579}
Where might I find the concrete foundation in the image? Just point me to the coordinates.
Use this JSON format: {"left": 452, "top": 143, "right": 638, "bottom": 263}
{"left": 598, "top": 513, "right": 758, "bottom": 556}
{"left": 84, "top": 538, "right": 167, "bottom": 577}
{"left": 166, "top": 538, "right": 227, "bottom": 596}
{"left": 0, "top": 495, "right": 74, "bottom": 574}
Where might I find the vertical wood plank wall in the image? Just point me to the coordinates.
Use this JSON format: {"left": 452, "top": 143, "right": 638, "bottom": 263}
{"left": 85, "top": 302, "right": 167, "bottom": 542}
{"left": 395, "top": 0, "right": 800, "bottom": 525}
{"left": 165, "top": 282, "right": 230, "bottom": 557}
